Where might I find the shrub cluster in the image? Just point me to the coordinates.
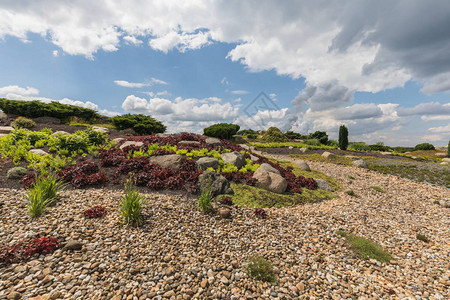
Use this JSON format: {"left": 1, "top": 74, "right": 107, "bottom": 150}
{"left": 308, "top": 131, "right": 328, "bottom": 145}
{"left": 203, "top": 123, "right": 240, "bottom": 140}
{"left": 368, "top": 143, "right": 392, "bottom": 152}
{"left": 284, "top": 131, "right": 305, "bottom": 140}
{"left": 11, "top": 116, "right": 36, "bottom": 129}
{"left": 246, "top": 255, "right": 276, "bottom": 282}
{"left": 262, "top": 127, "right": 288, "bottom": 143}
{"left": 0, "top": 237, "right": 59, "bottom": 266}
{"left": 26, "top": 173, "right": 65, "bottom": 217}
{"left": 0, "top": 98, "right": 99, "bottom": 122}
{"left": 111, "top": 114, "right": 166, "bottom": 135}
{"left": 413, "top": 143, "right": 435, "bottom": 151}
{"left": 236, "top": 129, "right": 258, "bottom": 139}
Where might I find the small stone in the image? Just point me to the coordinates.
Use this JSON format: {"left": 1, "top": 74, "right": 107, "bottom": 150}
{"left": 218, "top": 208, "right": 231, "bottom": 219}
{"left": 7, "top": 291, "right": 21, "bottom": 300}
{"left": 352, "top": 159, "right": 367, "bottom": 168}
{"left": 231, "top": 260, "right": 239, "bottom": 268}
{"left": 220, "top": 276, "right": 229, "bottom": 284}
{"left": 64, "top": 240, "right": 83, "bottom": 251}
{"left": 111, "top": 245, "right": 119, "bottom": 252}
{"left": 296, "top": 282, "right": 305, "bottom": 292}
{"left": 322, "top": 151, "right": 334, "bottom": 158}
{"left": 390, "top": 260, "right": 398, "bottom": 265}
{"left": 200, "top": 279, "right": 209, "bottom": 288}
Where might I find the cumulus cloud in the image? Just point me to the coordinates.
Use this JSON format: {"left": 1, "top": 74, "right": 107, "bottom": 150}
{"left": 121, "top": 94, "right": 239, "bottom": 132}
{"left": 114, "top": 78, "right": 167, "bottom": 88}
{"left": 429, "top": 122, "right": 450, "bottom": 133}
{"left": 0, "top": 85, "right": 39, "bottom": 96}
{"left": 1, "top": 1, "right": 449, "bottom": 93}
{"left": 397, "top": 102, "right": 450, "bottom": 116}
{"left": 230, "top": 90, "right": 249, "bottom": 95}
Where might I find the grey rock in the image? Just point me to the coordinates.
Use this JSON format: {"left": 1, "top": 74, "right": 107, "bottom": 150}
{"left": 149, "top": 154, "right": 184, "bottom": 171}
{"left": 112, "top": 138, "right": 124, "bottom": 145}
{"left": 315, "top": 179, "right": 334, "bottom": 192}
{"left": 92, "top": 126, "right": 109, "bottom": 133}
{"left": 155, "top": 133, "right": 170, "bottom": 138}
{"left": 199, "top": 171, "right": 233, "bottom": 196}
{"left": 29, "top": 149, "right": 49, "bottom": 156}
{"left": 322, "top": 151, "right": 334, "bottom": 158}
{"left": 300, "top": 147, "right": 308, "bottom": 153}
{"left": 250, "top": 154, "right": 260, "bottom": 162}
{"left": 257, "top": 163, "right": 281, "bottom": 175}
{"left": 64, "top": 240, "right": 83, "bottom": 251}
{"left": 352, "top": 159, "right": 367, "bottom": 168}
{"left": 0, "top": 109, "right": 7, "bottom": 119}
{"left": 52, "top": 131, "right": 70, "bottom": 135}
{"left": 288, "top": 146, "right": 294, "bottom": 149}
{"left": 232, "top": 135, "right": 247, "bottom": 144}
{"left": 380, "top": 151, "right": 392, "bottom": 155}
{"left": 239, "top": 144, "right": 250, "bottom": 151}
{"left": 178, "top": 140, "right": 201, "bottom": 146}
{"left": 221, "top": 151, "right": 246, "bottom": 169}
{"left": 119, "top": 141, "right": 144, "bottom": 150}
{"left": 7, "top": 291, "right": 21, "bottom": 300}
{"left": 295, "top": 160, "right": 310, "bottom": 171}
{"left": 442, "top": 158, "right": 450, "bottom": 162}
{"left": 205, "top": 137, "right": 222, "bottom": 146}
{"left": 439, "top": 200, "right": 450, "bottom": 208}
{"left": 197, "top": 157, "right": 220, "bottom": 170}
{"left": 6, "top": 167, "right": 28, "bottom": 179}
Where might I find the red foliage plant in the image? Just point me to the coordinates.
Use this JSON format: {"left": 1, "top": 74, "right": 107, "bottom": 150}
{"left": 254, "top": 208, "right": 267, "bottom": 219}
{"left": 220, "top": 196, "right": 233, "bottom": 205}
{"left": 84, "top": 206, "right": 107, "bottom": 218}
{"left": 0, "top": 237, "right": 59, "bottom": 266}
{"left": 21, "top": 173, "right": 36, "bottom": 189}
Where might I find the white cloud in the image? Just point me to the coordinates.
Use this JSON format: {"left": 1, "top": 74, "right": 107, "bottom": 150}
{"left": 149, "top": 31, "right": 211, "bottom": 53}
{"left": 230, "top": 90, "right": 249, "bottom": 95}
{"left": 52, "top": 50, "right": 59, "bottom": 57}
{"left": 123, "top": 35, "right": 143, "bottom": 45}
{"left": 114, "top": 78, "right": 167, "bottom": 88}
{"left": 429, "top": 122, "right": 450, "bottom": 133}
{"left": 233, "top": 97, "right": 242, "bottom": 103}
{"left": 397, "top": 102, "right": 450, "bottom": 116}
{"left": 221, "top": 77, "right": 229, "bottom": 85}
{"left": 421, "top": 115, "right": 450, "bottom": 122}
{"left": 121, "top": 94, "right": 239, "bottom": 132}
{"left": 0, "top": 85, "right": 39, "bottom": 96}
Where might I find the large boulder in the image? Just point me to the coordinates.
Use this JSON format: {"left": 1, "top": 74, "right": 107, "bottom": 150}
{"left": 7, "top": 167, "right": 28, "bottom": 179}
{"left": 199, "top": 171, "right": 233, "bottom": 196}
{"left": 253, "top": 168, "right": 287, "bottom": 194}
{"left": 119, "top": 141, "right": 144, "bottom": 150}
{"left": 352, "top": 159, "right": 367, "bottom": 168}
{"left": 205, "top": 137, "right": 222, "bottom": 147}
{"left": 239, "top": 144, "right": 251, "bottom": 151}
{"left": 295, "top": 160, "right": 311, "bottom": 171}
{"left": 232, "top": 135, "right": 247, "bottom": 144}
{"left": 29, "top": 149, "right": 49, "bottom": 156}
{"left": 315, "top": 179, "right": 334, "bottom": 191}
{"left": 322, "top": 151, "right": 335, "bottom": 158}
{"left": 0, "top": 126, "right": 14, "bottom": 134}
{"left": 197, "top": 157, "right": 220, "bottom": 170}
{"left": 250, "top": 155, "right": 260, "bottom": 162}
{"left": 113, "top": 138, "right": 125, "bottom": 145}
{"left": 221, "top": 152, "right": 246, "bottom": 169}
{"left": 149, "top": 154, "right": 184, "bottom": 171}
{"left": 92, "top": 126, "right": 109, "bottom": 134}
{"left": 257, "top": 163, "right": 280, "bottom": 175}
{"left": 178, "top": 140, "right": 201, "bottom": 146}
{"left": 0, "top": 109, "right": 7, "bottom": 119}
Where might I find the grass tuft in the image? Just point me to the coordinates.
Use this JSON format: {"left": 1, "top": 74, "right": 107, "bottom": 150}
{"left": 26, "top": 173, "right": 65, "bottom": 218}
{"left": 337, "top": 230, "right": 392, "bottom": 263}
{"left": 370, "top": 186, "right": 385, "bottom": 193}
{"left": 198, "top": 177, "right": 213, "bottom": 212}
{"left": 416, "top": 234, "right": 429, "bottom": 243}
{"left": 120, "top": 178, "right": 146, "bottom": 226}
{"left": 246, "top": 255, "right": 276, "bottom": 282}
{"left": 345, "top": 190, "right": 358, "bottom": 197}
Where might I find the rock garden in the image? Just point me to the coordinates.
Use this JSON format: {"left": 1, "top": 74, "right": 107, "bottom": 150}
{"left": 0, "top": 102, "right": 449, "bottom": 299}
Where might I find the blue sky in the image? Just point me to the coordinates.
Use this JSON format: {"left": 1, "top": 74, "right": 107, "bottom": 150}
{"left": 0, "top": 1, "right": 449, "bottom": 146}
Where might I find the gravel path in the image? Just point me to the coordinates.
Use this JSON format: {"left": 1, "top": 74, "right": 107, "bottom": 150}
{"left": 0, "top": 155, "right": 449, "bottom": 299}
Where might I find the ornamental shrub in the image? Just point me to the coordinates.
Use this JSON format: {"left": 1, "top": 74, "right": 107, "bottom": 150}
{"left": 246, "top": 255, "right": 276, "bottom": 282}
{"left": 413, "top": 143, "right": 435, "bottom": 151}
{"left": 11, "top": 116, "right": 36, "bottom": 129}
{"left": 203, "top": 123, "right": 240, "bottom": 140}
{"left": 308, "top": 131, "right": 328, "bottom": 145}
{"left": 284, "top": 131, "right": 304, "bottom": 140}
{"left": 262, "top": 127, "right": 288, "bottom": 142}
{"left": 0, "top": 98, "right": 99, "bottom": 122}
{"left": 338, "top": 125, "right": 348, "bottom": 150}
{"left": 111, "top": 114, "right": 166, "bottom": 135}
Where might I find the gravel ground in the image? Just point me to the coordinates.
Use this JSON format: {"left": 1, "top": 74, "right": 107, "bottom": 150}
{"left": 0, "top": 155, "right": 449, "bottom": 300}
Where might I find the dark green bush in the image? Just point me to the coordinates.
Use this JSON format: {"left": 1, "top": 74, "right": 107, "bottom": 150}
{"left": 308, "top": 131, "right": 328, "bottom": 145}
{"left": 368, "top": 143, "right": 392, "bottom": 152}
{"left": 348, "top": 142, "right": 369, "bottom": 151}
{"left": 262, "top": 127, "right": 289, "bottom": 142}
{"left": 393, "top": 147, "right": 411, "bottom": 153}
{"left": 111, "top": 114, "right": 166, "bottom": 135}
{"left": 236, "top": 129, "right": 258, "bottom": 139}
{"left": 448, "top": 141, "right": 450, "bottom": 157}
{"left": 284, "top": 131, "right": 304, "bottom": 140}
{"left": 0, "top": 99, "right": 99, "bottom": 122}
{"left": 203, "top": 123, "right": 240, "bottom": 139}
{"left": 338, "top": 125, "right": 348, "bottom": 150}
{"left": 413, "top": 143, "right": 435, "bottom": 151}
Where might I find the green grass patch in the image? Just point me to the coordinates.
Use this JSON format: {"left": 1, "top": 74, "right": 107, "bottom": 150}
{"left": 225, "top": 183, "right": 334, "bottom": 208}
{"left": 348, "top": 175, "right": 355, "bottom": 179}
{"left": 370, "top": 186, "right": 385, "bottom": 193}
{"left": 416, "top": 234, "right": 429, "bottom": 243}
{"left": 345, "top": 190, "right": 358, "bottom": 197}
{"left": 250, "top": 141, "right": 335, "bottom": 150}
{"left": 290, "top": 153, "right": 354, "bottom": 165}
{"left": 337, "top": 230, "right": 392, "bottom": 263}
{"left": 367, "top": 164, "right": 450, "bottom": 188}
